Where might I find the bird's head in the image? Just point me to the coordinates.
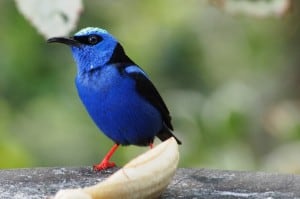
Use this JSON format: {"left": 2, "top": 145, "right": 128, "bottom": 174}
{"left": 47, "top": 27, "right": 119, "bottom": 73}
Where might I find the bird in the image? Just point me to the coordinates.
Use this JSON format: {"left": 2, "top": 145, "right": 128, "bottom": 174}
{"left": 47, "top": 27, "right": 182, "bottom": 171}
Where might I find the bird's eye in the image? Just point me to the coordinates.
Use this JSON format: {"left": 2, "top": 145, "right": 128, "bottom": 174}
{"left": 73, "top": 34, "right": 103, "bottom": 45}
{"left": 88, "top": 35, "right": 102, "bottom": 45}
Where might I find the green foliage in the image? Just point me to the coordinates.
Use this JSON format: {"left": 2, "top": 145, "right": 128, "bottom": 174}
{"left": 0, "top": 0, "right": 300, "bottom": 173}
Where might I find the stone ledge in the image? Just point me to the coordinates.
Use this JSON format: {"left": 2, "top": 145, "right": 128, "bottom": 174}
{"left": 0, "top": 167, "right": 300, "bottom": 198}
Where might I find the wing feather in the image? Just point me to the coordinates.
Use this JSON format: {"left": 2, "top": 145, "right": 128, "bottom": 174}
{"left": 125, "top": 66, "right": 173, "bottom": 131}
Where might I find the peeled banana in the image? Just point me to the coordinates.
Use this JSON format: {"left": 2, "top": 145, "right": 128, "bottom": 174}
{"left": 52, "top": 137, "right": 179, "bottom": 199}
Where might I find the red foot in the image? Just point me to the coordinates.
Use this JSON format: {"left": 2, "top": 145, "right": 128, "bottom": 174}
{"left": 93, "top": 161, "right": 116, "bottom": 171}
{"left": 93, "top": 143, "right": 119, "bottom": 171}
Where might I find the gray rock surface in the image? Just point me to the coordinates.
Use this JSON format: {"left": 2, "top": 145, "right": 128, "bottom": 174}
{"left": 0, "top": 167, "right": 300, "bottom": 198}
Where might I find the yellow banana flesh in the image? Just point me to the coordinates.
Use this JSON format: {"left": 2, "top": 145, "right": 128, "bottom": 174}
{"left": 53, "top": 137, "right": 179, "bottom": 199}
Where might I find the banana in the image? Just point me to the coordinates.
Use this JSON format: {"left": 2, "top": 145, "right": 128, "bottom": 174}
{"left": 52, "top": 137, "right": 179, "bottom": 199}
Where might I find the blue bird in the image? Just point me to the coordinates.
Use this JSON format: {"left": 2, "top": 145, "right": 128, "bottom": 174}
{"left": 47, "top": 27, "right": 181, "bottom": 171}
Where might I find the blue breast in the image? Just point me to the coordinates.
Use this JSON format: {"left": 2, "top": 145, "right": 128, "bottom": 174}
{"left": 75, "top": 65, "right": 162, "bottom": 146}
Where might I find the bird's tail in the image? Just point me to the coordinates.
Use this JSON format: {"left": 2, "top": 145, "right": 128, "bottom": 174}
{"left": 157, "top": 124, "right": 182, "bottom": 145}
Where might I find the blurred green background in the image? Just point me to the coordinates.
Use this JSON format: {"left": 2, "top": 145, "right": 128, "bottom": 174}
{"left": 1, "top": 0, "right": 300, "bottom": 173}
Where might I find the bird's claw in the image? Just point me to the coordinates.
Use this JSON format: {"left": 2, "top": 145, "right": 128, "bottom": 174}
{"left": 93, "top": 161, "right": 116, "bottom": 171}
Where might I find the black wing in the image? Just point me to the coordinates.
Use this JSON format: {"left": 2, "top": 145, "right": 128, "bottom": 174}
{"left": 127, "top": 69, "right": 182, "bottom": 144}
{"left": 128, "top": 71, "right": 173, "bottom": 130}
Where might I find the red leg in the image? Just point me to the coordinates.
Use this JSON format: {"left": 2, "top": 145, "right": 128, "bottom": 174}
{"left": 149, "top": 143, "right": 154, "bottom": 149}
{"left": 93, "top": 143, "right": 119, "bottom": 171}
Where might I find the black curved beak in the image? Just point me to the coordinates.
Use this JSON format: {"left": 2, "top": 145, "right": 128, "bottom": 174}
{"left": 47, "top": 37, "right": 81, "bottom": 47}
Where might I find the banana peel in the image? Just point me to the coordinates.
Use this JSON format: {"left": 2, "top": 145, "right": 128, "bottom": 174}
{"left": 52, "top": 137, "right": 179, "bottom": 199}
